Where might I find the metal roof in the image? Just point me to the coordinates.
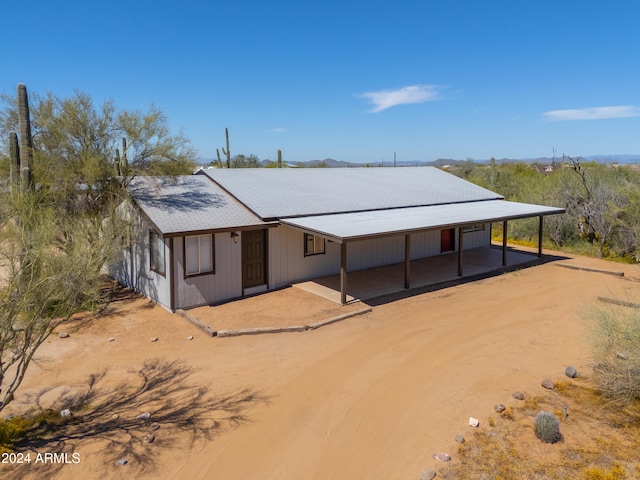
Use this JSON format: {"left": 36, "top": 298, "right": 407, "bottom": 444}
{"left": 198, "top": 166, "right": 503, "bottom": 219}
{"left": 127, "top": 176, "right": 271, "bottom": 236}
{"left": 281, "top": 200, "right": 566, "bottom": 243}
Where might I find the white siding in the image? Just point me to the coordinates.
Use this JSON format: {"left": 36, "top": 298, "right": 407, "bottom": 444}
{"left": 175, "top": 232, "right": 243, "bottom": 309}
{"left": 107, "top": 214, "right": 171, "bottom": 309}
{"left": 410, "top": 230, "right": 443, "bottom": 259}
{"left": 462, "top": 224, "right": 492, "bottom": 249}
{"left": 269, "top": 226, "right": 341, "bottom": 288}
{"left": 109, "top": 219, "right": 493, "bottom": 309}
{"left": 268, "top": 224, "right": 492, "bottom": 288}
{"left": 346, "top": 236, "right": 405, "bottom": 270}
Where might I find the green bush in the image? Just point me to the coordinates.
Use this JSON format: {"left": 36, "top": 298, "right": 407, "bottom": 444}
{"left": 0, "top": 409, "right": 75, "bottom": 453}
{"left": 0, "top": 417, "right": 32, "bottom": 453}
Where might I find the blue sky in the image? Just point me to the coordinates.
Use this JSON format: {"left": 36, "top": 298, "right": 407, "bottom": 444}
{"left": 4, "top": 0, "right": 640, "bottom": 164}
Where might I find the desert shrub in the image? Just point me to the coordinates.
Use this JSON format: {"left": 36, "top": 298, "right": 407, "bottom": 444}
{"left": 0, "top": 417, "right": 32, "bottom": 453}
{"left": 534, "top": 411, "right": 561, "bottom": 444}
{"left": 587, "top": 304, "right": 640, "bottom": 403}
{"left": 582, "top": 464, "right": 627, "bottom": 480}
{"left": 0, "top": 410, "right": 75, "bottom": 453}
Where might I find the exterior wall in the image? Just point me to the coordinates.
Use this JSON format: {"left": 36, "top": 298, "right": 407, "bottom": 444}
{"left": 174, "top": 232, "right": 243, "bottom": 309}
{"left": 461, "top": 225, "right": 492, "bottom": 250}
{"left": 110, "top": 219, "right": 492, "bottom": 309}
{"left": 268, "top": 224, "right": 492, "bottom": 288}
{"left": 107, "top": 213, "right": 172, "bottom": 309}
{"left": 346, "top": 236, "right": 405, "bottom": 270}
{"left": 269, "top": 225, "right": 341, "bottom": 288}
{"left": 409, "top": 230, "right": 443, "bottom": 259}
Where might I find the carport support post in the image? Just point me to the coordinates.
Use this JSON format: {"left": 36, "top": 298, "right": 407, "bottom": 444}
{"left": 502, "top": 220, "right": 508, "bottom": 266}
{"left": 457, "top": 226, "right": 464, "bottom": 277}
{"left": 538, "top": 216, "right": 543, "bottom": 257}
{"left": 404, "top": 234, "right": 411, "bottom": 289}
{"left": 340, "top": 242, "right": 347, "bottom": 305}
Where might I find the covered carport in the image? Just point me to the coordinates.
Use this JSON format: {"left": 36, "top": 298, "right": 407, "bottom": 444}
{"left": 282, "top": 199, "right": 565, "bottom": 304}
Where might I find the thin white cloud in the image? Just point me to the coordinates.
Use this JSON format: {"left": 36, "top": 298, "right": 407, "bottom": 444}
{"left": 268, "top": 127, "right": 286, "bottom": 133}
{"left": 544, "top": 105, "right": 640, "bottom": 121}
{"left": 359, "top": 84, "right": 441, "bottom": 113}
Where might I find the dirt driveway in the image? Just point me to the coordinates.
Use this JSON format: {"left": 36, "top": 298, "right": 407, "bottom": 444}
{"left": 5, "top": 252, "right": 639, "bottom": 480}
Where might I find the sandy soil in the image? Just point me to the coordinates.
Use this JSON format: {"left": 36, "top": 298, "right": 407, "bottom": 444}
{"left": 4, "top": 252, "right": 639, "bottom": 480}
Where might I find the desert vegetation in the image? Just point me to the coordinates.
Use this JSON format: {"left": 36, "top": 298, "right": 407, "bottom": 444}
{"left": 440, "top": 300, "right": 640, "bottom": 479}
{"left": 1, "top": 84, "right": 639, "bottom": 478}
{"left": 0, "top": 84, "right": 196, "bottom": 413}
{"left": 452, "top": 158, "right": 640, "bottom": 262}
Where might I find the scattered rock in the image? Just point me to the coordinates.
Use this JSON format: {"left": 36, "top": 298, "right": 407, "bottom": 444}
{"left": 565, "top": 366, "right": 579, "bottom": 378}
{"left": 137, "top": 412, "right": 151, "bottom": 420}
{"left": 419, "top": 467, "right": 437, "bottom": 480}
{"left": 150, "top": 422, "right": 161, "bottom": 431}
{"left": 143, "top": 433, "right": 155, "bottom": 443}
{"left": 117, "top": 458, "right": 128, "bottom": 466}
{"left": 541, "top": 378, "right": 555, "bottom": 390}
{"left": 454, "top": 434, "right": 465, "bottom": 444}
{"left": 513, "top": 391, "right": 526, "bottom": 400}
{"left": 187, "top": 335, "right": 194, "bottom": 340}
{"left": 150, "top": 337, "right": 158, "bottom": 342}
{"left": 110, "top": 413, "right": 119, "bottom": 421}
{"left": 60, "top": 409, "right": 71, "bottom": 417}
{"left": 108, "top": 337, "right": 115, "bottom": 342}
{"left": 616, "top": 352, "right": 628, "bottom": 360}
{"left": 468, "top": 417, "right": 480, "bottom": 427}
{"left": 432, "top": 452, "right": 451, "bottom": 462}
{"left": 5, "top": 414, "right": 14, "bottom": 421}
{"left": 494, "top": 404, "right": 506, "bottom": 413}
{"left": 58, "top": 332, "right": 70, "bottom": 339}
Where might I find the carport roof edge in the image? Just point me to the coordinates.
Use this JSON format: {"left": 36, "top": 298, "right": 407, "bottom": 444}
{"left": 280, "top": 200, "right": 565, "bottom": 243}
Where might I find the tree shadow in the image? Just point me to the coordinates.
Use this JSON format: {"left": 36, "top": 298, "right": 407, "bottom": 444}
{"left": 11, "top": 359, "right": 268, "bottom": 477}
{"left": 128, "top": 176, "right": 228, "bottom": 213}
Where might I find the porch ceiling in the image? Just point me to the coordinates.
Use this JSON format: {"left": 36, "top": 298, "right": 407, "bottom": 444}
{"left": 280, "top": 200, "right": 565, "bottom": 243}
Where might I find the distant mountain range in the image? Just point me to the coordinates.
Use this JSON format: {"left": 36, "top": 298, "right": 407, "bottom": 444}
{"left": 199, "top": 154, "right": 640, "bottom": 168}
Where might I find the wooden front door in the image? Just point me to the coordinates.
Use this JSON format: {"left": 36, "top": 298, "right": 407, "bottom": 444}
{"left": 441, "top": 228, "right": 455, "bottom": 252}
{"left": 242, "top": 230, "right": 266, "bottom": 289}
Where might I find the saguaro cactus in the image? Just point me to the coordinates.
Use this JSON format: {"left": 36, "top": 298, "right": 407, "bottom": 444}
{"left": 221, "top": 128, "right": 231, "bottom": 168}
{"left": 9, "top": 131, "right": 20, "bottom": 191}
{"left": 120, "top": 137, "right": 129, "bottom": 175}
{"left": 277, "top": 149, "right": 282, "bottom": 168}
{"left": 17, "top": 83, "right": 33, "bottom": 190}
{"left": 114, "top": 148, "right": 122, "bottom": 176}
{"left": 216, "top": 148, "right": 223, "bottom": 168}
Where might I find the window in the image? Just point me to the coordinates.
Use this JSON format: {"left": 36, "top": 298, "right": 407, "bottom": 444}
{"left": 185, "top": 234, "right": 214, "bottom": 276}
{"left": 463, "top": 223, "right": 486, "bottom": 233}
{"left": 304, "top": 233, "right": 325, "bottom": 256}
{"left": 149, "top": 231, "right": 165, "bottom": 275}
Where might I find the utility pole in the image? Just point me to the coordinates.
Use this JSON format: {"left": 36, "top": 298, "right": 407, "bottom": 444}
{"left": 394, "top": 151, "right": 397, "bottom": 168}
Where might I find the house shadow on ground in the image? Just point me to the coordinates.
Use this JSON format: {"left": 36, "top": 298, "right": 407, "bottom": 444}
{"left": 365, "top": 252, "right": 570, "bottom": 307}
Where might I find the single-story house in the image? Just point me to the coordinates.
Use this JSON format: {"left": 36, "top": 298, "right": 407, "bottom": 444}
{"left": 107, "top": 167, "right": 564, "bottom": 311}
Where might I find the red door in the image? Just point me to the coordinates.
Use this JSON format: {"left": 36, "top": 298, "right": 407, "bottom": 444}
{"left": 441, "top": 228, "right": 455, "bottom": 252}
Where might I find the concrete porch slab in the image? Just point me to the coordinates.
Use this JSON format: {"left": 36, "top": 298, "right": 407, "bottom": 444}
{"left": 292, "top": 281, "right": 356, "bottom": 304}
{"left": 294, "top": 246, "right": 543, "bottom": 304}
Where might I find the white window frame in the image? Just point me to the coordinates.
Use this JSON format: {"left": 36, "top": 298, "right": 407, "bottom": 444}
{"left": 185, "top": 234, "right": 214, "bottom": 276}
